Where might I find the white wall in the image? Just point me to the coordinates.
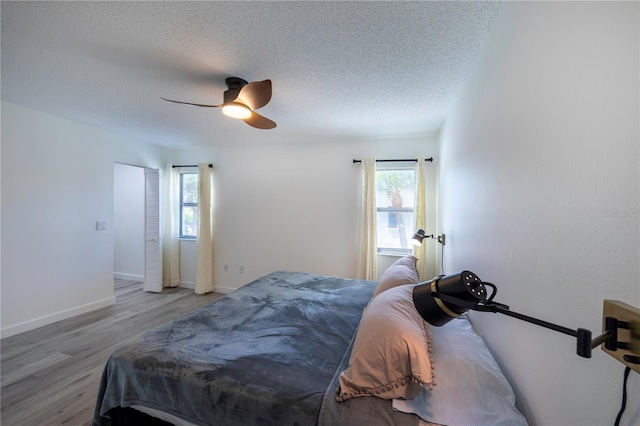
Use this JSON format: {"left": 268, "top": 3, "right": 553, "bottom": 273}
{"left": 113, "top": 163, "right": 144, "bottom": 281}
{"left": 0, "top": 101, "right": 438, "bottom": 334}
{"left": 179, "top": 240, "right": 197, "bottom": 289}
{"left": 1, "top": 101, "right": 167, "bottom": 338}
{"left": 171, "top": 136, "right": 439, "bottom": 293}
{"left": 439, "top": 2, "right": 639, "bottom": 425}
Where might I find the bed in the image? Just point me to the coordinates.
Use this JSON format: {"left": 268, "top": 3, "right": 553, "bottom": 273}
{"left": 93, "top": 262, "right": 528, "bottom": 426}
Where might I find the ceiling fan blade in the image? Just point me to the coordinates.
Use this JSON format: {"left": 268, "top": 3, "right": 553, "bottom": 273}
{"left": 161, "top": 97, "right": 221, "bottom": 108}
{"left": 236, "top": 80, "right": 272, "bottom": 111}
{"left": 243, "top": 111, "right": 276, "bottom": 129}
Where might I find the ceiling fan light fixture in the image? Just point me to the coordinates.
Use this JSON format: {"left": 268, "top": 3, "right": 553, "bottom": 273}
{"left": 161, "top": 77, "right": 275, "bottom": 129}
{"left": 222, "top": 102, "right": 252, "bottom": 120}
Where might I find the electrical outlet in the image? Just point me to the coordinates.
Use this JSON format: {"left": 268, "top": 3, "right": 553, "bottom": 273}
{"left": 96, "top": 221, "right": 107, "bottom": 231}
{"left": 601, "top": 300, "right": 640, "bottom": 373}
{"left": 239, "top": 266, "right": 244, "bottom": 274}
{"left": 224, "top": 264, "right": 228, "bottom": 272}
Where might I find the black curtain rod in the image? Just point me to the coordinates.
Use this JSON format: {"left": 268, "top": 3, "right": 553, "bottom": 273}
{"left": 172, "top": 164, "right": 213, "bottom": 168}
{"left": 352, "top": 157, "right": 433, "bottom": 164}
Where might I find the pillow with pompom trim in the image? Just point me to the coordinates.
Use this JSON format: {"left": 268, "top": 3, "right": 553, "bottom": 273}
{"left": 336, "top": 284, "right": 434, "bottom": 402}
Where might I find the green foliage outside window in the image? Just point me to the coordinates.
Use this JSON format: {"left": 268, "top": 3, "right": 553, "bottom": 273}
{"left": 375, "top": 169, "right": 415, "bottom": 253}
{"left": 181, "top": 173, "right": 198, "bottom": 238}
{"left": 376, "top": 170, "right": 414, "bottom": 208}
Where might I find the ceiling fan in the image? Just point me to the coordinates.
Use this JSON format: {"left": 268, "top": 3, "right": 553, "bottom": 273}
{"left": 162, "top": 77, "right": 276, "bottom": 129}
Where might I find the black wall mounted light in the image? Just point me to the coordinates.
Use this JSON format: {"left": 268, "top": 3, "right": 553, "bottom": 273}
{"left": 412, "top": 271, "right": 636, "bottom": 359}
{"left": 411, "top": 229, "right": 445, "bottom": 246}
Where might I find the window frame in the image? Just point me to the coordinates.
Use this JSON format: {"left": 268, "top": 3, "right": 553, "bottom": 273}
{"left": 375, "top": 164, "right": 416, "bottom": 256}
{"left": 179, "top": 171, "right": 198, "bottom": 240}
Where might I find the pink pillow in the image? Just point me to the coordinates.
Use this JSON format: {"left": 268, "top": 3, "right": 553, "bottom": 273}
{"left": 336, "top": 284, "right": 434, "bottom": 402}
{"left": 371, "top": 256, "right": 420, "bottom": 299}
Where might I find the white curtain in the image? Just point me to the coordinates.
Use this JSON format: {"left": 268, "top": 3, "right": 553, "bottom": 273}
{"left": 162, "top": 163, "right": 180, "bottom": 288}
{"left": 195, "top": 163, "right": 215, "bottom": 294}
{"left": 357, "top": 157, "right": 377, "bottom": 280}
{"left": 413, "top": 157, "right": 428, "bottom": 280}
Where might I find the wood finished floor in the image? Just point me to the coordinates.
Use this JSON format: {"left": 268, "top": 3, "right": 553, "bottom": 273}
{"left": 0, "top": 279, "right": 224, "bottom": 426}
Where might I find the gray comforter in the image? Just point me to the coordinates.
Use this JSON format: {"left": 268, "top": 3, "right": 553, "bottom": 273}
{"left": 93, "top": 271, "right": 383, "bottom": 426}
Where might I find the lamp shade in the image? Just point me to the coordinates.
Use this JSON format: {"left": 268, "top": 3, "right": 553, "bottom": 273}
{"left": 411, "top": 229, "right": 426, "bottom": 246}
{"left": 413, "top": 271, "right": 488, "bottom": 326}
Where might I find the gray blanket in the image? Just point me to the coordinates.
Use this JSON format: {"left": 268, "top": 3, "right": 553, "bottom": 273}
{"left": 93, "top": 271, "right": 378, "bottom": 426}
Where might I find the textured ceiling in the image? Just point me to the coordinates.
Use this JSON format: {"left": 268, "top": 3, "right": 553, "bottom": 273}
{"left": 1, "top": 1, "right": 501, "bottom": 148}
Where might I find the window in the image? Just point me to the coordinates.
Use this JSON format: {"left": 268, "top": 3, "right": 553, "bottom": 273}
{"left": 375, "top": 166, "right": 416, "bottom": 255}
{"left": 180, "top": 173, "right": 198, "bottom": 239}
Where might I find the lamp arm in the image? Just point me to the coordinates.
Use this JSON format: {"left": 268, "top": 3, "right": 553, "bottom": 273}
{"left": 486, "top": 304, "right": 616, "bottom": 358}
{"left": 480, "top": 302, "right": 578, "bottom": 337}
{"left": 431, "top": 292, "right": 615, "bottom": 358}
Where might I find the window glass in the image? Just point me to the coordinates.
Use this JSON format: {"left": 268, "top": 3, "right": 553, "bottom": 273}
{"left": 182, "top": 174, "right": 198, "bottom": 203}
{"left": 180, "top": 173, "right": 198, "bottom": 238}
{"left": 375, "top": 168, "right": 415, "bottom": 254}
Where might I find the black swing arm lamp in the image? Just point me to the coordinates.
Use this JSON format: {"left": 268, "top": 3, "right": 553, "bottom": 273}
{"left": 411, "top": 229, "right": 445, "bottom": 246}
{"left": 412, "top": 271, "right": 635, "bottom": 359}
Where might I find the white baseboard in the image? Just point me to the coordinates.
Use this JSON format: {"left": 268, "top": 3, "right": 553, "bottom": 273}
{"left": 180, "top": 281, "right": 195, "bottom": 289}
{"left": 0, "top": 296, "right": 116, "bottom": 339}
{"left": 114, "top": 272, "right": 144, "bottom": 281}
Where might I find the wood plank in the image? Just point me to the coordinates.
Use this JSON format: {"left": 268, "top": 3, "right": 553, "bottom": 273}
{"left": 0, "top": 352, "right": 72, "bottom": 387}
{"left": 0, "top": 280, "right": 224, "bottom": 425}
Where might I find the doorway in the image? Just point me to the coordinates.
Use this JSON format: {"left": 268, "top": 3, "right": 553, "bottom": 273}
{"left": 113, "top": 163, "right": 145, "bottom": 284}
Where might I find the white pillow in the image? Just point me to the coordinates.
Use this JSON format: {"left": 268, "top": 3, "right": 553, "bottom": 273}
{"left": 392, "top": 317, "right": 527, "bottom": 426}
